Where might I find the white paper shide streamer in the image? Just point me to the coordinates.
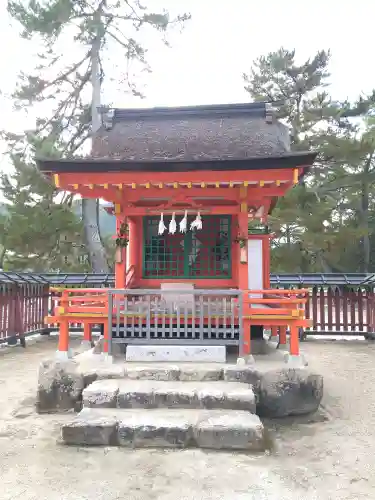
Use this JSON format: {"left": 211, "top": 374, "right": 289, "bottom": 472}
{"left": 169, "top": 212, "right": 177, "bottom": 234}
{"left": 158, "top": 212, "right": 167, "bottom": 235}
{"left": 179, "top": 210, "right": 188, "bottom": 233}
{"left": 190, "top": 211, "right": 202, "bottom": 231}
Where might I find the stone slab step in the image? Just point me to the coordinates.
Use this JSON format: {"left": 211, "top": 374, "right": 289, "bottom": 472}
{"left": 61, "top": 407, "right": 266, "bottom": 451}
{"left": 82, "top": 379, "right": 256, "bottom": 412}
{"left": 125, "top": 345, "right": 226, "bottom": 363}
{"left": 80, "top": 362, "right": 229, "bottom": 383}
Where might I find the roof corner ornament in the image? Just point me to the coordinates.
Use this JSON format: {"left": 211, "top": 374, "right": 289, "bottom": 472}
{"left": 265, "top": 103, "right": 275, "bottom": 124}
{"left": 98, "top": 105, "right": 115, "bottom": 130}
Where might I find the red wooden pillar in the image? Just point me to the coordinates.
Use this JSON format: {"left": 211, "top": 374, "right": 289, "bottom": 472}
{"left": 115, "top": 205, "right": 126, "bottom": 289}
{"left": 127, "top": 216, "right": 138, "bottom": 285}
{"left": 289, "top": 324, "right": 300, "bottom": 356}
{"left": 279, "top": 326, "right": 287, "bottom": 345}
{"left": 237, "top": 213, "right": 250, "bottom": 354}
{"left": 83, "top": 323, "right": 92, "bottom": 343}
{"left": 237, "top": 213, "right": 249, "bottom": 290}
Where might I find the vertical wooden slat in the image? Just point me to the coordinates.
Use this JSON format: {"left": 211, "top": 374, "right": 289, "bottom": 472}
{"left": 305, "top": 291, "right": 310, "bottom": 324}
{"left": 371, "top": 292, "right": 375, "bottom": 333}
{"left": 342, "top": 289, "right": 348, "bottom": 331}
{"left": 319, "top": 287, "right": 325, "bottom": 332}
{"left": 3, "top": 286, "right": 10, "bottom": 340}
{"left": 334, "top": 288, "right": 341, "bottom": 332}
{"left": 327, "top": 286, "right": 333, "bottom": 330}
{"left": 357, "top": 288, "right": 364, "bottom": 332}
{"left": 312, "top": 287, "right": 318, "bottom": 330}
{"left": 366, "top": 290, "right": 373, "bottom": 332}
{"left": 0, "top": 286, "right": 4, "bottom": 340}
{"left": 350, "top": 288, "right": 356, "bottom": 332}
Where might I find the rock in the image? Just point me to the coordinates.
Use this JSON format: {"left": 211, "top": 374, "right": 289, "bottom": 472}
{"left": 257, "top": 368, "right": 323, "bottom": 418}
{"left": 251, "top": 339, "right": 273, "bottom": 355}
{"left": 61, "top": 407, "right": 119, "bottom": 446}
{"left": 224, "top": 364, "right": 323, "bottom": 417}
{"left": 236, "top": 355, "right": 255, "bottom": 365}
{"left": 36, "top": 359, "right": 84, "bottom": 413}
{"left": 194, "top": 411, "right": 266, "bottom": 451}
{"left": 284, "top": 353, "right": 309, "bottom": 367}
{"left": 223, "top": 365, "right": 262, "bottom": 389}
{"left": 92, "top": 338, "right": 123, "bottom": 356}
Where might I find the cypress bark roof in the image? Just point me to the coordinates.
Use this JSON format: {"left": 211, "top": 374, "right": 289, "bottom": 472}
{"left": 92, "top": 102, "right": 291, "bottom": 162}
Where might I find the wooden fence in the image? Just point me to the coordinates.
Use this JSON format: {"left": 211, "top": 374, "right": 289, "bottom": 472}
{"left": 305, "top": 287, "right": 375, "bottom": 335}
{"left": 0, "top": 284, "right": 374, "bottom": 344}
{"left": 0, "top": 284, "right": 50, "bottom": 344}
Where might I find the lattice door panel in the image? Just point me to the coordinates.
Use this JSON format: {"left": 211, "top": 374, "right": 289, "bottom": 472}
{"left": 143, "top": 215, "right": 231, "bottom": 279}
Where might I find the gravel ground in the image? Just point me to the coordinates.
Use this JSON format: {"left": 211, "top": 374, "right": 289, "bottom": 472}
{"left": 0, "top": 336, "right": 374, "bottom": 500}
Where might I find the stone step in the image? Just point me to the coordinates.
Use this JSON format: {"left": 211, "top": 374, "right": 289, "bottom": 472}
{"left": 81, "top": 362, "right": 228, "bottom": 383}
{"left": 125, "top": 345, "right": 226, "bottom": 363}
{"left": 82, "top": 379, "right": 256, "bottom": 412}
{"left": 61, "top": 407, "right": 266, "bottom": 451}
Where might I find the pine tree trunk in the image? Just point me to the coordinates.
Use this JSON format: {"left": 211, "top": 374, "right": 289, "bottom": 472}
{"left": 82, "top": 7, "right": 109, "bottom": 273}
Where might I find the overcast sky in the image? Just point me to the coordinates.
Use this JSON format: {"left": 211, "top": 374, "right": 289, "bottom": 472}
{"left": 1, "top": 0, "right": 374, "bottom": 173}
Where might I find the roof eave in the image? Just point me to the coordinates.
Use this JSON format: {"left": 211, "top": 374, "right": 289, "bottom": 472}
{"left": 36, "top": 152, "right": 317, "bottom": 174}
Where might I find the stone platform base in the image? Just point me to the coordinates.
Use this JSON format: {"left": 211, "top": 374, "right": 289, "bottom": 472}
{"left": 62, "top": 407, "right": 266, "bottom": 451}
{"left": 37, "top": 357, "right": 323, "bottom": 419}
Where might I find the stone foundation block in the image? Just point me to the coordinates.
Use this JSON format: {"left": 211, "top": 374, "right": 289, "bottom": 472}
{"left": 125, "top": 345, "right": 226, "bottom": 363}
{"left": 114, "top": 380, "right": 256, "bottom": 411}
{"left": 36, "top": 359, "right": 84, "bottom": 413}
{"left": 61, "top": 408, "right": 118, "bottom": 446}
{"left": 82, "top": 379, "right": 120, "bottom": 408}
{"left": 178, "top": 366, "right": 223, "bottom": 381}
{"left": 118, "top": 409, "right": 194, "bottom": 448}
{"left": 194, "top": 411, "right": 266, "bottom": 451}
{"left": 79, "top": 363, "right": 126, "bottom": 386}
{"left": 123, "top": 365, "right": 181, "bottom": 381}
{"left": 62, "top": 408, "right": 266, "bottom": 450}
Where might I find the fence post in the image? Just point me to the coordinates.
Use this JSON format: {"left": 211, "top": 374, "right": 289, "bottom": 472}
{"left": 40, "top": 285, "right": 51, "bottom": 335}
{"left": 103, "top": 290, "right": 113, "bottom": 362}
{"left": 56, "top": 290, "right": 71, "bottom": 360}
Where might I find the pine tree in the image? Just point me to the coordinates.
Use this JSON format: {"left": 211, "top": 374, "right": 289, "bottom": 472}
{"left": 0, "top": 138, "right": 87, "bottom": 271}
{"left": 243, "top": 48, "right": 375, "bottom": 272}
{"left": 5, "top": 0, "right": 190, "bottom": 271}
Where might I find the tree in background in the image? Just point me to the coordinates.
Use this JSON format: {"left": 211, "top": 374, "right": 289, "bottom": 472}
{"left": 243, "top": 48, "right": 375, "bottom": 272}
{"left": 0, "top": 135, "right": 86, "bottom": 270}
{"left": 4, "top": 0, "right": 190, "bottom": 271}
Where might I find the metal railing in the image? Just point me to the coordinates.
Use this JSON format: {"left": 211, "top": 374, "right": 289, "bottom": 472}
{"left": 107, "top": 289, "right": 243, "bottom": 348}
{"left": 0, "top": 271, "right": 373, "bottom": 286}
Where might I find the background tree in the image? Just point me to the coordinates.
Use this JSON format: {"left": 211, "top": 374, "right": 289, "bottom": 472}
{"left": 243, "top": 48, "right": 375, "bottom": 272}
{"left": 0, "top": 135, "right": 87, "bottom": 271}
{"left": 4, "top": 0, "right": 190, "bottom": 271}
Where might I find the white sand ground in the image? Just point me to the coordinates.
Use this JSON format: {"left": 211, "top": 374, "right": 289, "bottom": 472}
{"left": 0, "top": 336, "right": 374, "bottom": 500}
